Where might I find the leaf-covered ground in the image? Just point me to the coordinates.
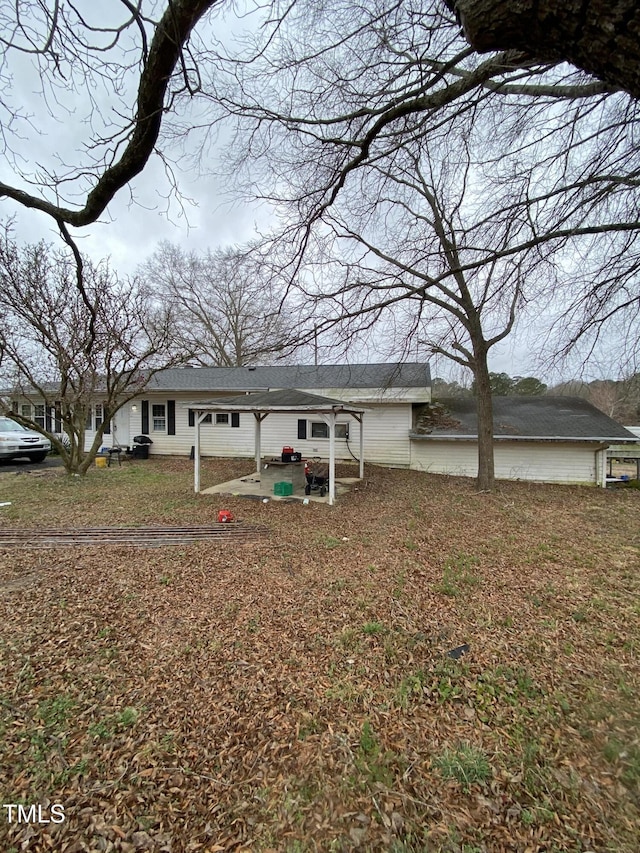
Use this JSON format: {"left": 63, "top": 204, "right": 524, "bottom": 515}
{"left": 0, "top": 458, "right": 638, "bottom": 852}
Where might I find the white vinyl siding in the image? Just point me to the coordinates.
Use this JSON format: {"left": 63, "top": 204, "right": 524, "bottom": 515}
{"left": 410, "top": 440, "right": 600, "bottom": 485}
{"left": 124, "top": 394, "right": 412, "bottom": 466}
{"left": 286, "top": 405, "right": 410, "bottom": 466}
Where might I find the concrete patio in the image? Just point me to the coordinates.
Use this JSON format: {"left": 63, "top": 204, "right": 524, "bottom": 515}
{"left": 201, "top": 472, "right": 361, "bottom": 503}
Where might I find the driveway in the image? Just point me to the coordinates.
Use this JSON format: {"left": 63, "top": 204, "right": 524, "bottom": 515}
{"left": 0, "top": 455, "right": 64, "bottom": 475}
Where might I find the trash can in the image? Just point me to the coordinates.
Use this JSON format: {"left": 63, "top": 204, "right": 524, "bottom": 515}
{"left": 131, "top": 434, "right": 152, "bottom": 459}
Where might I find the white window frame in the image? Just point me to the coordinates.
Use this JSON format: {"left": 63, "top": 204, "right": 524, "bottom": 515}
{"left": 152, "top": 403, "right": 166, "bottom": 432}
{"left": 84, "top": 404, "right": 105, "bottom": 432}
{"left": 310, "top": 421, "right": 349, "bottom": 440}
{"left": 215, "top": 413, "right": 230, "bottom": 426}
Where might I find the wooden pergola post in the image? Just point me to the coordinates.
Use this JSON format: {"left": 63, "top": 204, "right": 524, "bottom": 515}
{"left": 254, "top": 412, "right": 268, "bottom": 474}
{"left": 194, "top": 412, "right": 201, "bottom": 493}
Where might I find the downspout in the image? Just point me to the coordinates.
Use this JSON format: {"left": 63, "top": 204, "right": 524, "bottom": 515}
{"left": 596, "top": 447, "right": 607, "bottom": 488}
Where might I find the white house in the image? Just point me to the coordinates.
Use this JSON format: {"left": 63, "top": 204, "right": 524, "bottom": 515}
{"left": 7, "top": 362, "right": 638, "bottom": 487}
{"left": 102, "top": 362, "right": 432, "bottom": 467}
{"left": 410, "top": 396, "right": 639, "bottom": 487}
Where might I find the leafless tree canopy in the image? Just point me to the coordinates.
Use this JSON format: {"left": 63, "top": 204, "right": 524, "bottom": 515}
{"left": 0, "top": 2, "right": 638, "bottom": 486}
{"left": 202, "top": 0, "right": 640, "bottom": 364}
{"left": 140, "top": 241, "right": 295, "bottom": 366}
{"left": 0, "top": 227, "right": 186, "bottom": 473}
{"left": 186, "top": 0, "right": 640, "bottom": 488}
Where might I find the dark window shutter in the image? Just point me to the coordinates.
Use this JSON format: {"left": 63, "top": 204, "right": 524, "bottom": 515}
{"left": 167, "top": 399, "right": 176, "bottom": 435}
{"left": 141, "top": 400, "right": 149, "bottom": 434}
{"left": 45, "top": 408, "right": 52, "bottom": 432}
{"left": 297, "top": 419, "right": 307, "bottom": 440}
{"left": 54, "top": 403, "right": 62, "bottom": 433}
{"left": 11, "top": 400, "right": 18, "bottom": 413}
{"left": 188, "top": 409, "right": 195, "bottom": 427}
{"left": 103, "top": 404, "right": 111, "bottom": 434}
{"left": 231, "top": 412, "right": 240, "bottom": 428}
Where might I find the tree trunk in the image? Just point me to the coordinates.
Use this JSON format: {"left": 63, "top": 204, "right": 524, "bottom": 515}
{"left": 472, "top": 352, "right": 495, "bottom": 492}
{"left": 446, "top": 0, "right": 640, "bottom": 98}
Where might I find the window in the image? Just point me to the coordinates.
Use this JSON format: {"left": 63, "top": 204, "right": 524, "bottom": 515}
{"left": 189, "top": 410, "right": 239, "bottom": 427}
{"left": 152, "top": 403, "right": 166, "bottom": 432}
{"left": 21, "top": 404, "right": 31, "bottom": 419}
{"left": 310, "top": 421, "right": 349, "bottom": 439}
{"left": 311, "top": 422, "right": 328, "bottom": 439}
{"left": 34, "top": 404, "right": 45, "bottom": 429}
{"left": 85, "top": 404, "right": 103, "bottom": 432}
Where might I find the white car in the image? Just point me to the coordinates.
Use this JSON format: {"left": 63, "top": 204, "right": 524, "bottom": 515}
{"left": 0, "top": 417, "right": 51, "bottom": 463}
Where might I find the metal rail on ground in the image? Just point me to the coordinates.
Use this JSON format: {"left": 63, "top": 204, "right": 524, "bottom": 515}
{"left": 0, "top": 524, "right": 269, "bottom": 548}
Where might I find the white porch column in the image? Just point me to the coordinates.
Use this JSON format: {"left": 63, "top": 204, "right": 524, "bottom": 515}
{"left": 317, "top": 411, "right": 337, "bottom": 505}
{"left": 254, "top": 413, "right": 262, "bottom": 474}
{"left": 328, "top": 411, "right": 336, "bottom": 505}
{"left": 194, "top": 412, "right": 202, "bottom": 493}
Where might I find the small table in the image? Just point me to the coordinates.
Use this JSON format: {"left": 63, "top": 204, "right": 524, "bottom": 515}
{"left": 260, "top": 459, "right": 305, "bottom": 494}
{"left": 106, "top": 446, "right": 129, "bottom": 467}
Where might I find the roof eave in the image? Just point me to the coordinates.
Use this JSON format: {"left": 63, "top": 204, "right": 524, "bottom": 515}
{"left": 409, "top": 432, "right": 638, "bottom": 443}
{"left": 187, "top": 402, "right": 367, "bottom": 415}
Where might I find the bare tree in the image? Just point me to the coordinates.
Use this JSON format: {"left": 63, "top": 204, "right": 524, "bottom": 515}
{"left": 200, "top": 0, "right": 640, "bottom": 487}
{"left": 2, "top": 2, "right": 639, "bottom": 496}
{"left": 0, "top": 1, "right": 228, "bottom": 442}
{"left": 0, "top": 229, "right": 186, "bottom": 474}
{"left": 549, "top": 371, "right": 640, "bottom": 423}
{"left": 282, "top": 142, "right": 556, "bottom": 489}
{"left": 447, "top": 0, "right": 640, "bottom": 98}
{"left": 140, "top": 241, "right": 294, "bottom": 366}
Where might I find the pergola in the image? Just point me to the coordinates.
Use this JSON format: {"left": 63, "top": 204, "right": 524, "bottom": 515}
{"left": 188, "top": 389, "right": 366, "bottom": 505}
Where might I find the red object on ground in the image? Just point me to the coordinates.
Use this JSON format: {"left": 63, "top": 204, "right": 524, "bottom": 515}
{"left": 282, "top": 446, "right": 294, "bottom": 454}
{"left": 217, "top": 510, "right": 234, "bottom": 523}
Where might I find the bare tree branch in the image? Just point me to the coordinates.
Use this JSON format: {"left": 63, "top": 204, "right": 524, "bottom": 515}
{"left": 0, "top": 0, "right": 220, "bottom": 227}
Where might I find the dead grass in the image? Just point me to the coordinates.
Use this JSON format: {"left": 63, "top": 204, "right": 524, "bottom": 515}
{"left": 0, "top": 457, "right": 639, "bottom": 852}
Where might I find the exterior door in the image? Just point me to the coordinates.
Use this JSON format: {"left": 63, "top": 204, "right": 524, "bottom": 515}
{"left": 113, "top": 406, "right": 131, "bottom": 448}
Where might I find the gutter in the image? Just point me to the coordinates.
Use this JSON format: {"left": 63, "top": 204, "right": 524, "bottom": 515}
{"left": 409, "top": 433, "right": 639, "bottom": 443}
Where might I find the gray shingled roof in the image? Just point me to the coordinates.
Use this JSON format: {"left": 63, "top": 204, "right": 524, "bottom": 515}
{"left": 186, "top": 389, "right": 365, "bottom": 413}
{"left": 146, "top": 362, "right": 430, "bottom": 392}
{"left": 411, "top": 397, "right": 639, "bottom": 441}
